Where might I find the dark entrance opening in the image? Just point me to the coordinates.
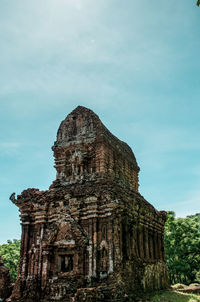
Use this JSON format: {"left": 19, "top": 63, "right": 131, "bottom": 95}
{"left": 60, "top": 255, "right": 73, "bottom": 272}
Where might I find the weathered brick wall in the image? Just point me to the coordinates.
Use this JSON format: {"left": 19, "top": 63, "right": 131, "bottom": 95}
{"left": 0, "top": 256, "right": 12, "bottom": 300}
{"left": 9, "top": 106, "right": 169, "bottom": 302}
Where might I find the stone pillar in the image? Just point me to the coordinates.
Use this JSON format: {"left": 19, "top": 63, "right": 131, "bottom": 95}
{"left": 21, "top": 223, "right": 30, "bottom": 278}
{"left": 157, "top": 233, "right": 160, "bottom": 260}
{"left": 27, "top": 250, "right": 32, "bottom": 277}
{"left": 93, "top": 219, "right": 97, "bottom": 277}
{"left": 113, "top": 219, "right": 121, "bottom": 266}
{"left": 149, "top": 231, "right": 154, "bottom": 260}
{"left": 87, "top": 240, "right": 93, "bottom": 278}
{"left": 132, "top": 227, "right": 138, "bottom": 257}
{"left": 153, "top": 231, "right": 158, "bottom": 259}
{"left": 108, "top": 221, "right": 114, "bottom": 274}
{"left": 86, "top": 218, "right": 93, "bottom": 279}
{"left": 31, "top": 252, "right": 35, "bottom": 277}
{"left": 34, "top": 248, "right": 39, "bottom": 276}
{"left": 18, "top": 224, "right": 25, "bottom": 277}
{"left": 139, "top": 225, "right": 144, "bottom": 259}
{"left": 144, "top": 227, "right": 149, "bottom": 260}
{"left": 157, "top": 233, "right": 162, "bottom": 260}
{"left": 38, "top": 224, "right": 44, "bottom": 278}
{"left": 148, "top": 231, "right": 151, "bottom": 259}
{"left": 108, "top": 244, "right": 114, "bottom": 273}
{"left": 41, "top": 250, "right": 49, "bottom": 289}
{"left": 161, "top": 234, "right": 165, "bottom": 261}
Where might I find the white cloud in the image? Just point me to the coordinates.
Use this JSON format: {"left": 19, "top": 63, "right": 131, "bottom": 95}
{"left": 0, "top": 142, "right": 21, "bottom": 149}
{"left": 1, "top": 0, "right": 194, "bottom": 98}
{"left": 0, "top": 142, "right": 21, "bottom": 156}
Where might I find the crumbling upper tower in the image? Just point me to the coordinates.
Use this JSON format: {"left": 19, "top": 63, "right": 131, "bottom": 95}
{"left": 52, "top": 106, "right": 139, "bottom": 191}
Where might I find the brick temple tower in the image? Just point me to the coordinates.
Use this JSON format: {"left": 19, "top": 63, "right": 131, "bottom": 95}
{"left": 9, "top": 106, "right": 169, "bottom": 302}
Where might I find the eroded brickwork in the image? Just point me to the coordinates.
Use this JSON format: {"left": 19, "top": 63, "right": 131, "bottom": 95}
{"left": 0, "top": 256, "right": 12, "bottom": 300}
{"left": 9, "top": 106, "right": 169, "bottom": 302}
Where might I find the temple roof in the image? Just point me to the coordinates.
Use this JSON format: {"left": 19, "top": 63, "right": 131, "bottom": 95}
{"left": 53, "top": 106, "right": 139, "bottom": 169}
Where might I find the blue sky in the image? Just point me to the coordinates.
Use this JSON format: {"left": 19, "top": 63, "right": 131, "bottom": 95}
{"left": 0, "top": 0, "right": 200, "bottom": 244}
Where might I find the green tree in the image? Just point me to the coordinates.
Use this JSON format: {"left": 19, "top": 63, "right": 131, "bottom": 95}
{"left": 0, "top": 239, "right": 21, "bottom": 281}
{"left": 164, "top": 212, "right": 200, "bottom": 285}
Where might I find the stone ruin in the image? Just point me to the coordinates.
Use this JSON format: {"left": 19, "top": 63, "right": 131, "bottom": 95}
{"left": 9, "top": 106, "right": 169, "bottom": 301}
{"left": 0, "top": 256, "right": 12, "bottom": 301}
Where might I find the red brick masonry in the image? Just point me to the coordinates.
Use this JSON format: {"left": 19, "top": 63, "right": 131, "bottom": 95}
{"left": 9, "top": 106, "right": 169, "bottom": 302}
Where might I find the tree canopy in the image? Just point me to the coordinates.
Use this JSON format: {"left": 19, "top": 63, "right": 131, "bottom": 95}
{"left": 0, "top": 239, "right": 21, "bottom": 281}
{"left": 164, "top": 212, "right": 200, "bottom": 285}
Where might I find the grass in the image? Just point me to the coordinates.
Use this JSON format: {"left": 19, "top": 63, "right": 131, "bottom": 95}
{"left": 150, "top": 290, "right": 200, "bottom": 302}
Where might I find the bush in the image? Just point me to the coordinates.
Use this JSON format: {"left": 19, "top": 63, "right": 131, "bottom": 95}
{"left": 0, "top": 239, "right": 21, "bottom": 281}
{"left": 164, "top": 212, "right": 200, "bottom": 285}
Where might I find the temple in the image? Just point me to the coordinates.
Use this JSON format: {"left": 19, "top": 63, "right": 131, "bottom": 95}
{"left": 9, "top": 106, "right": 169, "bottom": 302}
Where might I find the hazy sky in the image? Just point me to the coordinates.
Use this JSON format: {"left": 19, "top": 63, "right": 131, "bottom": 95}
{"left": 0, "top": 0, "right": 200, "bottom": 244}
